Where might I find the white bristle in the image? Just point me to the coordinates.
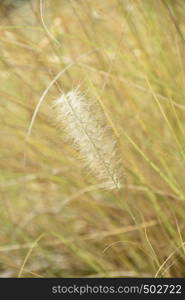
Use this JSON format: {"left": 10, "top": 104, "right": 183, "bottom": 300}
{"left": 53, "top": 88, "right": 123, "bottom": 190}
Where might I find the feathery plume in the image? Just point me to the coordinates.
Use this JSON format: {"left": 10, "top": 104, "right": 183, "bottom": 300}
{"left": 53, "top": 87, "right": 123, "bottom": 190}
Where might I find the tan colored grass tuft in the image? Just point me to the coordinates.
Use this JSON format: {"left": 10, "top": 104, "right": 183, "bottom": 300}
{"left": 53, "top": 87, "right": 123, "bottom": 190}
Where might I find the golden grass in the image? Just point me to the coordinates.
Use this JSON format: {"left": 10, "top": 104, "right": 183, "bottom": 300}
{"left": 0, "top": 0, "right": 185, "bottom": 277}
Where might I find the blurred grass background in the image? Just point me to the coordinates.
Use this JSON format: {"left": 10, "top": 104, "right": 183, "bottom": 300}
{"left": 0, "top": 0, "right": 185, "bottom": 277}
